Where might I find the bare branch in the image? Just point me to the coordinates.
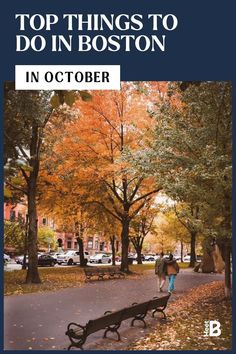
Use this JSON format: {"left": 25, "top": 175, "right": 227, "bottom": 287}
{"left": 5, "top": 181, "right": 28, "bottom": 195}
{"left": 103, "top": 180, "right": 124, "bottom": 204}
{"left": 131, "top": 187, "right": 162, "bottom": 206}
{"left": 173, "top": 204, "right": 190, "bottom": 231}
{"left": 129, "top": 178, "right": 144, "bottom": 202}
{"left": 20, "top": 167, "right": 30, "bottom": 184}
{"left": 84, "top": 200, "right": 122, "bottom": 221}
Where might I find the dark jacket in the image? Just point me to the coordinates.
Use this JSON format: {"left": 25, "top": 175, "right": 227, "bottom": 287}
{"left": 155, "top": 258, "right": 166, "bottom": 276}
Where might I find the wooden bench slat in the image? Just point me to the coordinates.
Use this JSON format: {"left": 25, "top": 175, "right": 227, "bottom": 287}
{"left": 86, "top": 309, "right": 125, "bottom": 335}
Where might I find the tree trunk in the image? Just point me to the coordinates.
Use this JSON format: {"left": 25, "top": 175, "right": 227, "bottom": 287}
{"left": 131, "top": 237, "right": 143, "bottom": 264}
{"left": 120, "top": 218, "right": 130, "bottom": 273}
{"left": 222, "top": 189, "right": 232, "bottom": 298}
{"left": 25, "top": 123, "right": 41, "bottom": 284}
{"left": 136, "top": 245, "right": 143, "bottom": 264}
{"left": 77, "top": 236, "right": 86, "bottom": 266}
{"left": 22, "top": 214, "right": 29, "bottom": 270}
{"left": 224, "top": 241, "right": 231, "bottom": 299}
{"left": 189, "top": 231, "right": 197, "bottom": 267}
{"left": 25, "top": 179, "right": 41, "bottom": 284}
{"left": 110, "top": 235, "right": 116, "bottom": 266}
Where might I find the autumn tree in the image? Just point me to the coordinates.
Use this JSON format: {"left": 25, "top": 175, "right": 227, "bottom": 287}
{"left": 147, "top": 212, "right": 178, "bottom": 254}
{"left": 4, "top": 88, "right": 54, "bottom": 283}
{"left": 4, "top": 220, "right": 25, "bottom": 254}
{"left": 129, "top": 199, "right": 157, "bottom": 264}
{"left": 4, "top": 86, "right": 90, "bottom": 282}
{"left": 38, "top": 226, "right": 56, "bottom": 251}
{"left": 38, "top": 181, "right": 94, "bottom": 266}
{"left": 93, "top": 208, "right": 121, "bottom": 265}
{"left": 158, "top": 208, "right": 196, "bottom": 261}
{"left": 40, "top": 84, "right": 162, "bottom": 272}
{"left": 148, "top": 81, "right": 232, "bottom": 297}
{"left": 173, "top": 203, "right": 203, "bottom": 266}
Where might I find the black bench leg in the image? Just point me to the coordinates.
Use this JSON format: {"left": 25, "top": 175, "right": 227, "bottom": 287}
{"left": 152, "top": 309, "right": 166, "bottom": 320}
{"left": 131, "top": 316, "right": 147, "bottom": 328}
{"left": 103, "top": 324, "right": 121, "bottom": 341}
{"left": 66, "top": 323, "right": 86, "bottom": 350}
{"left": 68, "top": 344, "right": 84, "bottom": 350}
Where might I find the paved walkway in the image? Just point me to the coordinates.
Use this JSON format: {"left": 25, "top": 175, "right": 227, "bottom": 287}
{"left": 4, "top": 269, "right": 224, "bottom": 350}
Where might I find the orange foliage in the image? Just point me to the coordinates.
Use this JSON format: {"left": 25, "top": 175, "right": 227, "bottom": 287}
{"left": 40, "top": 82, "right": 167, "bottom": 232}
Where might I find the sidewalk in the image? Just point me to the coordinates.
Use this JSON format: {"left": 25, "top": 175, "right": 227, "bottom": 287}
{"left": 4, "top": 269, "right": 224, "bottom": 350}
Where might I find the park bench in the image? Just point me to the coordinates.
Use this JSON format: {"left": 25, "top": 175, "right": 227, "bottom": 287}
{"left": 84, "top": 266, "right": 125, "bottom": 281}
{"left": 65, "top": 294, "right": 170, "bottom": 350}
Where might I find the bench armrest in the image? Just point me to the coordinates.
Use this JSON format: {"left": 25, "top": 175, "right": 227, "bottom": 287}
{"left": 104, "top": 310, "right": 112, "bottom": 315}
{"left": 66, "top": 322, "right": 85, "bottom": 334}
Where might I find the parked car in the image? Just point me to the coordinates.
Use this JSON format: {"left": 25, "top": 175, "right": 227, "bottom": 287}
{"left": 16, "top": 253, "right": 44, "bottom": 264}
{"left": 128, "top": 253, "right": 136, "bottom": 260}
{"left": 4, "top": 253, "right": 11, "bottom": 263}
{"left": 144, "top": 254, "right": 156, "bottom": 262}
{"left": 163, "top": 254, "right": 171, "bottom": 260}
{"left": 50, "top": 252, "right": 65, "bottom": 263}
{"left": 89, "top": 253, "right": 111, "bottom": 264}
{"left": 57, "top": 251, "right": 89, "bottom": 265}
{"left": 134, "top": 253, "right": 145, "bottom": 262}
{"left": 15, "top": 255, "right": 28, "bottom": 264}
{"left": 37, "top": 254, "right": 56, "bottom": 267}
{"left": 183, "top": 255, "right": 191, "bottom": 263}
{"left": 173, "top": 255, "right": 181, "bottom": 262}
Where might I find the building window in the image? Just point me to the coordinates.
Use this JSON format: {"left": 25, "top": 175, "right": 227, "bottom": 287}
{"left": 99, "top": 242, "right": 104, "bottom": 251}
{"left": 95, "top": 240, "right": 99, "bottom": 250}
{"left": 88, "top": 237, "right": 93, "bottom": 249}
{"left": 10, "top": 209, "right": 16, "bottom": 221}
{"left": 74, "top": 242, "right": 78, "bottom": 249}
{"left": 57, "top": 238, "right": 63, "bottom": 248}
{"left": 42, "top": 218, "right": 47, "bottom": 225}
{"left": 67, "top": 239, "right": 72, "bottom": 249}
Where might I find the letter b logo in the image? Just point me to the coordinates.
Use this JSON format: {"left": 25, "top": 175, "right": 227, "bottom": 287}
{"left": 209, "top": 321, "right": 221, "bottom": 337}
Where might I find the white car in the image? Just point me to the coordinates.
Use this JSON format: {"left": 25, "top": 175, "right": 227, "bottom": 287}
{"left": 57, "top": 251, "right": 89, "bottom": 265}
{"left": 89, "top": 253, "right": 111, "bottom": 264}
{"left": 144, "top": 254, "right": 156, "bottom": 262}
{"left": 4, "top": 254, "right": 11, "bottom": 262}
{"left": 50, "top": 252, "right": 65, "bottom": 263}
{"left": 183, "top": 255, "right": 191, "bottom": 263}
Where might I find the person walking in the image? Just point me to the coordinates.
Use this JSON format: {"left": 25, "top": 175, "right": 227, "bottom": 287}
{"left": 166, "top": 253, "right": 179, "bottom": 294}
{"left": 155, "top": 252, "right": 166, "bottom": 292}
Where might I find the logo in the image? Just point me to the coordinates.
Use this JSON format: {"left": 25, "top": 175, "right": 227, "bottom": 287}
{"left": 204, "top": 320, "right": 221, "bottom": 337}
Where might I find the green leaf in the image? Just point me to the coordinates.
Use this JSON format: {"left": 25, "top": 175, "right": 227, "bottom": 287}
{"left": 64, "top": 91, "right": 76, "bottom": 107}
{"left": 50, "top": 94, "right": 60, "bottom": 108}
{"left": 19, "top": 163, "right": 33, "bottom": 172}
{"left": 4, "top": 187, "right": 13, "bottom": 198}
{"left": 79, "top": 90, "right": 92, "bottom": 102}
{"left": 11, "top": 177, "right": 24, "bottom": 185}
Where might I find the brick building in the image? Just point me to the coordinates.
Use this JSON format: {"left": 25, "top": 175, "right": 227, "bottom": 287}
{"left": 4, "top": 203, "right": 121, "bottom": 255}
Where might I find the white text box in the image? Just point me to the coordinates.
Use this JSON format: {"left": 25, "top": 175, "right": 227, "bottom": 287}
{"left": 15, "top": 65, "right": 120, "bottom": 90}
